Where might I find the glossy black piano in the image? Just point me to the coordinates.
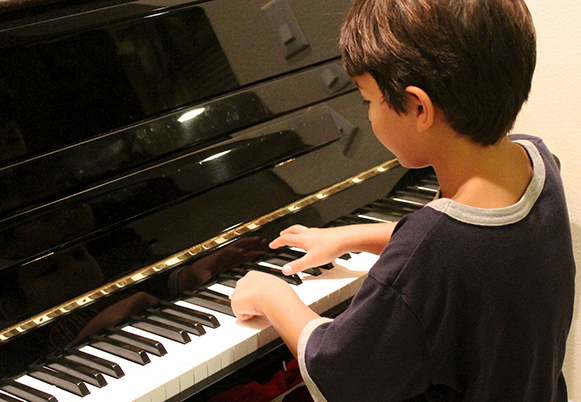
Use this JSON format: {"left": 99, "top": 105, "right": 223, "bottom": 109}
{"left": 0, "top": 1, "right": 437, "bottom": 401}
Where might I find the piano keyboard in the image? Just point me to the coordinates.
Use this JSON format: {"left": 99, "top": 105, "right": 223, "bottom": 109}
{"left": 0, "top": 173, "right": 438, "bottom": 402}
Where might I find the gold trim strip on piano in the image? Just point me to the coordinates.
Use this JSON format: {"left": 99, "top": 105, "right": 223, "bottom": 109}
{"left": 0, "top": 158, "right": 400, "bottom": 343}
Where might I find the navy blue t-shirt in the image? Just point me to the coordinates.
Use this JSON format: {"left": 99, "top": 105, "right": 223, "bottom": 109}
{"left": 298, "top": 135, "right": 575, "bottom": 401}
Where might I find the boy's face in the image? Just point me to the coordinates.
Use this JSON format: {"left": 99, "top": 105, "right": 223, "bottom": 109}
{"left": 355, "top": 73, "right": 426, "bottom": 168}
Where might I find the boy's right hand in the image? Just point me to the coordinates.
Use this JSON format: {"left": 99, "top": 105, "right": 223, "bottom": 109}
{"left": 269, "top": 224, "right": 346, "bottom": 275}
{"left": 269, "top": 222, "right": 396, "bottom": 275}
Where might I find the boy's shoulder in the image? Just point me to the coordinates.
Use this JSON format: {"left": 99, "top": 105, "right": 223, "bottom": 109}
{"left": 369, "top": 205, "right": 446, "bottom": 284}
{"left": 508, "top": 133, "right": 543, "bottom": 145}
{"left": 509, "top": 133, "right": 551, "bottom": 157}
{"left": 509, "top": 133, "right": 560, "bottom": 173}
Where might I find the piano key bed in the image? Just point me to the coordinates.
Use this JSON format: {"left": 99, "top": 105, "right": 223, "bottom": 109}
{"left": 0, "top": 173, "right": 438, "bottom": 402}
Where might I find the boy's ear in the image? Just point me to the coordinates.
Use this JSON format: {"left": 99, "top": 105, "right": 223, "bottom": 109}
{"left": 405, "top": 86, "right": 435, "bottom": 132}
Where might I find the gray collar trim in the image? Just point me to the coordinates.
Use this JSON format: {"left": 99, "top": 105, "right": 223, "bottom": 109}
{"left": 426, "top": 140, "right": 545, "bottom": 227}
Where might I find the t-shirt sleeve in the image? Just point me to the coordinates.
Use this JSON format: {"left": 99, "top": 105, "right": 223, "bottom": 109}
{"left": 297, "top": 274, "right": 431, "bottom": 401}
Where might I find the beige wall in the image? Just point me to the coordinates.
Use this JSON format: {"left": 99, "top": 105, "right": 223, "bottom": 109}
{"left": 512, "top": 0, "right": 581, "bottom": 398}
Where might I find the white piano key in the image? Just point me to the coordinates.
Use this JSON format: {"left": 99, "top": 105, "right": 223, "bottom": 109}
{"left": 335, "top": 251, "right": 379, "bottom": 271}
{"left": 206, "top": 283, "right": 235, "bottom": 297}
{"left": 294, "top": 273, "right": 350, "bottom": 314}
{"left": 121, "top": 324, "right": 209, "bottom": 385}
{"left": 257, "top": 260, "right": 285, "bottom": 270}
{"left": 0, "top": 391, "right": 24, "bottom": 402}
{"left": 78, "top": 345, "right": 166, "bottom": 402}
{"left": 97, "top": 337, "right": 193, "bottom": 399}
{"left": 255, "top": 261, "right": 311, "bottom": 280}
{"left": 174, "top": 301, "right": 262, "bottom": 370}
{"left": 16, "top": 367, "right": 145, "bottom": 402}
{"left": 0, "top": 392, "right": 25, "bottom": 402}
{"left": 15, "top": 375, "right": 76, "bottom": 402}
{"left": 123, "top": 302, "right": 263, "bottom": 386}
{"left": 17, "top": 374, "right": 138, "bottom": 402}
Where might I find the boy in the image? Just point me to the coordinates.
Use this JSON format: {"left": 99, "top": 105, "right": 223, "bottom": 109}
{"left": 230, "top": 0, "right": 575, "bottom": 400}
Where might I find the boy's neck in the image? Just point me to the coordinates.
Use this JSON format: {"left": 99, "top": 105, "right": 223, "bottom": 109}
{"left": 433, "top": 135, "right": 533, "bottom": 209}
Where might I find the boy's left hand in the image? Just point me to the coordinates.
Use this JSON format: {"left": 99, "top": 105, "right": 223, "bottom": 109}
{"left": 229, "top": 270, "right": 291, "bottom": 321}
{"left": 230, "top": 270, "right": 321, "bottom": 357}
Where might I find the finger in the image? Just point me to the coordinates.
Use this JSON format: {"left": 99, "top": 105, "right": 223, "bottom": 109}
{"left": 281, "top": 256, "right": 313, "bottom": 275}
{"left": 279, "top": 224, "right": 307, "bottom": 235}
{"left": 271, "top": 232, "right": 310, "bottom": 251}
{"left": 229, "top": 295, "right": 244, "bottom": 319}
{"left": 232, "top": 307, "right": 254, "bottom": 321}
{"left": 269, "top": 234, "right": 297, "bottom": 250}
{"left": 269, "top": 225, "right": 309, "bottom": 249}
{"left": 231, "top": 298, "right": 262, "bottom": 321}
{"left": 270, "top": 225, "right": 309, "bottom": 247}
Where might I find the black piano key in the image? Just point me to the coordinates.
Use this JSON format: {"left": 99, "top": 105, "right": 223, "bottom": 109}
{"left": 107, "top": 327, "right": 167, "bottom": 357}
{"left": 393, "top": 194, "right": 432, "bottom": 206}
{"left": 332, "top": 216, "right": 367, "bottom": 226}
{"left": 262, "top": 256, "right": 292, "bottom": 267}
{"left": 145, "top": 309, "right": 206, "bottom": 336}
{"left": 301, "top": 267, "right": 323, "bottom": 276}
{"left": 387, "top": 194, "right": 427, "bottom": 208}
{"left": 274, "top": 247, "right": 305, "bottom": 259}
{"left": 229, "top": 267, "right": 250, "bottom": 279}
{"left": 45, "top": 355, "right": 107, "bottom": 388}
{"left": 197, "top": 288, "right": 232, "bottom": 303}
{"left": 338, "top": 253, "right": 353, "bottom": 261}
{"left": 396, "top": 188, "right": 437, "bottom": 201}
{"left": 411, "top": 180, "right": 440, "bottom": 195}
{"left": 227, "top": 267, "right": 247, "bottom": 278}
{"left": 216, "top": 273, "right": 239, "bottom": 288}
{"left": 183, "top": 291, "right": 236, "bottom": 317}
{"left": 347, "top": 213, "right": 384, "bottom": 224}
{"left": 0, "top": 379, "right": 57, "bottom": 402}
{"left": 421, "top": 176, "right": 440, "bottom": 189}
{"left": 374, "top": 199, "right": 422, "bottom": 213}
{"left": 63, "top": 348, "right": 125, "bottom": 379}
{"left": 326, "top": 219, "right": 348, "bottom": 227}
{"left": 263, "top": 254, "right": 323, "bottom": 276}
{"left": 0, "top": 390, "right": 23, "bottom": 402}
{"left": 130, "top": 316, "right": 191, "bottom": 344}
{"left": 159, "top": 300, "right": 220, "bottom": 329}
{"left": 372, "top": 208, "right": 407, "bottom": 221}
{"left": 89, "top": 335, "right": 150, "bottom": 366}
{"left": 27, "top": 364, "right": 90, "bottom": 397}
{"left": 243, "top": 263, "right": 303, "bottom": 285}
{"left": 368, "top": 202, "right": 408, "bottom": 218}
{"left": 356, "top": 210, "right": 400, "bottom": 223}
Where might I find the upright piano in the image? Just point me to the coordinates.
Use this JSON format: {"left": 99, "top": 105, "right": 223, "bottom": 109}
{"left": 0, "top": 1, "right": 438, "bottom": 401}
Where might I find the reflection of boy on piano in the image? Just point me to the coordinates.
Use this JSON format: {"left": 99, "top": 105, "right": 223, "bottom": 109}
{"left": 0, "top": 203, "right": 102, "bottom": 327}
{"left": 65, "top": 236, "right": 266, "bottom": 346}
{"left": 229, "top": 0, "right": 575, "bottom": 400}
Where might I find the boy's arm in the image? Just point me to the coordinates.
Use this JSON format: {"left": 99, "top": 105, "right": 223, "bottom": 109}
{"left": 229, "top": 270, "right": 318, "bottom": 356}
{"left": 269, "top": 222, "right": 397, "bottom": 275}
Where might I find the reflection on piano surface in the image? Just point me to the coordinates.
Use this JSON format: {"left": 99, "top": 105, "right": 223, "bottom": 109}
{"left": 0, "top": 1, "right": 439, "bottom": 401}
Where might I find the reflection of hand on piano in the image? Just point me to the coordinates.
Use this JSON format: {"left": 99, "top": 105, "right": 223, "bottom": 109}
{"left": 171, "top": 236, "right": 268, "bottom": 295}
{"left": 69, "top": 291, "right": 160, "bottom": 347}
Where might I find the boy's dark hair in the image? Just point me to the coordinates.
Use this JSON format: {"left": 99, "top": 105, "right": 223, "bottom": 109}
{"left": 340, "top": 0, "right": 536, "bottom": 145}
